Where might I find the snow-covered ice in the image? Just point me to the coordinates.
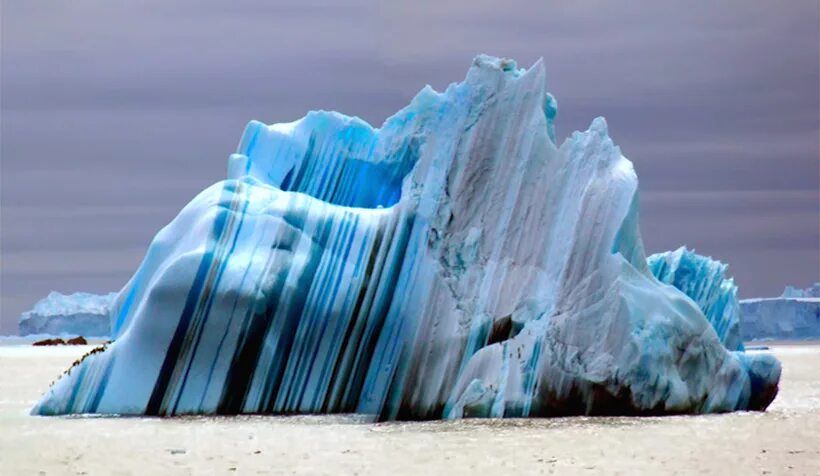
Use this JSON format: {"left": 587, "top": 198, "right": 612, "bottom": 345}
{"left": 32, "top": 56, "right": 781, "bottom": 418}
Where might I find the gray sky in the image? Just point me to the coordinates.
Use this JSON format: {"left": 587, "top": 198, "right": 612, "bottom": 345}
{"left": 1, "top": 0, "right": 818, "bottom": 334}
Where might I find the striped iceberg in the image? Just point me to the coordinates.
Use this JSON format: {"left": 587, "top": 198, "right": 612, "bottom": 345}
{"left": 33, "top": 55, "right": 780, "bottom": 418}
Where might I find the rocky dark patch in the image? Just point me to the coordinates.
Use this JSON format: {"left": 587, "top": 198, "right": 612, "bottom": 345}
{"left": 33, "top": 338, "right": 66, "bottom": 346}
{"left": 33, "top": 336, "right": 88, "bottom": 346}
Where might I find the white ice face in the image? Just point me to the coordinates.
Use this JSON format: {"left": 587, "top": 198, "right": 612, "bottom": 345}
{"left": 32, "top": 55, "right": 780, "bottom": 419}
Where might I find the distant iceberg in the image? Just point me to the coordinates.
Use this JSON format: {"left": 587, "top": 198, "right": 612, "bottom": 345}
{"left": 781, "top": 283, "right": 820, "bottom": 299}
{"left": 19, "top": 292, "right": 116, "bottom": 338}
{"left": 32, "top": 55, "right": 780, "bottom": 418}
{"left": 741, "top": 284, "right": 820, "bottom": 341}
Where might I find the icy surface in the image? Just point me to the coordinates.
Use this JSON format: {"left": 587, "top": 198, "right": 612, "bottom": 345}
{"left": 741, "top": 284, "right": 820, "bottom": 341}
{"left": 647, "top": 247, "right": 743, "bottom": 351}
{"left": 18, "top": 292, "right": 116, "bottom": 337}
{"left": 33, "top": 56, "right": 780, "bottom": 418}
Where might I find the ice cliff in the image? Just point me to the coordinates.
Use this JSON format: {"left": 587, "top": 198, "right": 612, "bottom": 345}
{"left": 741, "top": 285, "right": 820, "bottom": 341}
{"left": 19, "top": 292, "right": 116, "bottom": 337}
{"left": 33, "top": 56, "right": 781, "bottom": 418}
{"left": 647, "top": 247, "right": 743, "bottom": 351}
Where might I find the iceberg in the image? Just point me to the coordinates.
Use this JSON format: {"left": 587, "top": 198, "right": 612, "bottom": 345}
{"left": 647, "top": 247, "right": 743, "bottom": 351}
{"left": 32, "top": 55, "right": 780, "bottom": 418}
{"left": 740, "top": 285, "right": 820, "bottom": 341}
{"left": 781, "top": 283, "right": 820, "bottom": 299}
{"left": 18, "top": 291, "right": 117, "bottom": 338}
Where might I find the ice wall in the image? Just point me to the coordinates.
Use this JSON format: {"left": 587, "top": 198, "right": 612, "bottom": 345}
{"left": 741, "top": 284, "right": 820, "bottom": 341}
{"left": 33, "top": 56, "right": 780, "bottom": 418}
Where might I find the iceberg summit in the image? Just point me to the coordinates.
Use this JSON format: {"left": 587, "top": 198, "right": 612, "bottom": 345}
{"left": 33, "top": 56, "right": 781, "bottom": 418}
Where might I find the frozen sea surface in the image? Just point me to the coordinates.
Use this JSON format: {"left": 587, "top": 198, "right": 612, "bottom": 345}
{"left": 1, "top": 343, "right": 818, "bottom": 475}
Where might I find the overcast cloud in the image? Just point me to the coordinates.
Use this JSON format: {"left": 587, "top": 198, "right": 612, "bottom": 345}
{"left": 1, "top": 0, "right": 818, "bottom": 333}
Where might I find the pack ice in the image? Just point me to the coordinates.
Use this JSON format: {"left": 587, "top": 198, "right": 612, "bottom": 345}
{"left": 33, "top": 56, "right": 781, "bottom": 418}
{"left": 19, "top": 291, "right": 116, "bottom": 338}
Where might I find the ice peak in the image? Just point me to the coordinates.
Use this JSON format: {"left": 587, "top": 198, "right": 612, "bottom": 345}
{"left": 472, "top": 54, "right": 521, "bottom": 74}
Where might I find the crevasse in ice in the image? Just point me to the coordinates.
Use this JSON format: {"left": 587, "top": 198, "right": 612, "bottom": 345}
{"left": 647, "top": 247, "right": 743, "bottom": 351}
{"left": 18, "top": 291, "right": 116, "bottom": 337}
{"left": 32, "top": 56, "right": 781, "bottom": 418}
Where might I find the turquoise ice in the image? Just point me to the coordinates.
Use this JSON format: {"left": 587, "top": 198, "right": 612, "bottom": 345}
{"left": 33, "top": 56, "right": 781, "bottom": 418}
{"left": 647, "top": 247, "right": 744, "bottom": 351}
